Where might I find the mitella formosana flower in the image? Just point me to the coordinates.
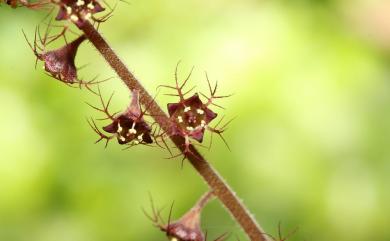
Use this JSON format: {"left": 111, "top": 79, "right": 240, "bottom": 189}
{"left": 146, "top": 191, "right": 228, "bottom": 241}
{"left": 103, "top": 90, "right": 153, "bottom": 145}
{"left": 160, "top": 63, "right": 231, "bottom": 153}
{"left": 168, "top": 93, "right": 217, "bottom": 143}
{"left": 54, "top": 0, "right": 105, "bottom": 27}
{"left": 88, "top": 89, "right": 153, "bottom": 147}
{"left": 24, "top": 30, "right": 86, "bottom": 85}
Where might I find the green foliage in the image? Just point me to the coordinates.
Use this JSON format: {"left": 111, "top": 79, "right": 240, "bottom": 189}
{"left": 0, "top": 1, "right": 389, "bottom": 241}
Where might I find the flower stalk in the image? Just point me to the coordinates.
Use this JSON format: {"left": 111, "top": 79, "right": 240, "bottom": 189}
{"left": 78, "top": 20, "right": 270, "bottom": 241}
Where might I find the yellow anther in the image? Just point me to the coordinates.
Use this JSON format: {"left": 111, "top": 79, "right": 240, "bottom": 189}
{"left": 76, "top": 0, "right": 85, "bottom": 6}
{"left": 184, "top": 106, "right": 191, "bottom": 112}
{"left": 117, "top": 123, "right": 123, "bottom": 133}
{"left": 66, "top": 6, "right": 72, "bottom": 15}
{"left": 197, "top": 108, "right": 204, "bottom": 115}
{"left": 70, "top": 14, "right": 79, "bottom": 22}
{"left": 177, "top": 116, "right": 183, "bottom": 123}
{"left": 84, "top": 12, "right": 92, "bottom": 20}
{"left": 186, "top": 126, "right": 194, "bottom": 131}
{"left": 87, "top": 2, "right": 94, "bottom": 9}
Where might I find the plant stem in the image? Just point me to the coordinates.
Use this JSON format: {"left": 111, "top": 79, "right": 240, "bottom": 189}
{"left": 194, "top": 191, "right": 215, "bottom": 212}
{"left": 79, "top": 21, "right": 269, "bottom": 241}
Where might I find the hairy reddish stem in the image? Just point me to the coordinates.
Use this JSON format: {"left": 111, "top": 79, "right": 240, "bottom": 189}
{"left": 195, "top": 191, "right": 215, "bottom": 212}
{"left": 79, "top": 21, "right": 269, "bottom": 241}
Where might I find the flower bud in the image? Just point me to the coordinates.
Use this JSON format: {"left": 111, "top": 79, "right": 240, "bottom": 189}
{"left": 40, "top": 35, "right": 86, "bottom": 84}
{"left": 146, "top": 191, "right": 226, "bottom": 241}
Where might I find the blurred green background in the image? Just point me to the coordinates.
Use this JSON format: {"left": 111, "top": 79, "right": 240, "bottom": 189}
{"left": 1, "top": 0, "right": 390, "bottom": 240}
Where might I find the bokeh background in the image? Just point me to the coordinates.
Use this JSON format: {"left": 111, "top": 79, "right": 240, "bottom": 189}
{"left": 1, "top": 0, "right": 390, "bottom": 240}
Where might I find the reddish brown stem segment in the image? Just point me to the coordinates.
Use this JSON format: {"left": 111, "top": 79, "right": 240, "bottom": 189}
{"left": 194, "top": 191, "right": 215, "bottom": 212}
{"left": 78, "top": 21, "right": 269, "bottom": 241}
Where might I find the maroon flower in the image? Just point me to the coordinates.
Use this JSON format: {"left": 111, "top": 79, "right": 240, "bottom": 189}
{"left": 164, "top": 205, "right": 205, "bottom": 241}
{"left": 88, "top": 89, "right": 153, "bottom": 147}
{"left": 160, "top": 62, "right": 232, "bottom": 154}
{"left": 24, "top": 30, "right": 86, "bottom": 84}
{"left": 146, "top": 191, "right": 227, "bottom": 241}
{"left": 54, "top": 0, "right": 105, "bottom": 27}
{"left": 42, "top": 35, "right": 86, "bottom": 84}
{"left": 168, "top": 93, "right": 217, "bottom": 143}
{"left": 102, "top": 113, "right": 153, "bottom": 145}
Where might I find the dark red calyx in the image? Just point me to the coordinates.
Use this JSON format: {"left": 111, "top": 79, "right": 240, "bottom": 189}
{"left": 102, "top": 116, "right": 153, "bottom": 145}
{"left": 102, "top": 90, "right": 153, "bottom": 145}
{"left": 54, "top": 0, "right": 105, "bottom": 27}
{"left": 164, "top": 210, "right": 204, "bottom": 241}
{"left": 161, "top": 192, "right": 214, "bottom": 241}
{"left": 41, "top": 35, "right": 86, "bottom": 83}
{"left": 168, "top": 93, "right": 217, "bottom": 142}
